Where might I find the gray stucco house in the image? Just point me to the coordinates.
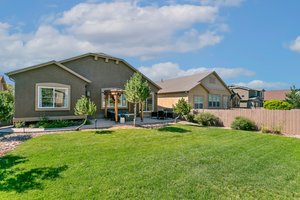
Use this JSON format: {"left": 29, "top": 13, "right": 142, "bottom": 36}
{"left": 7, "top": 53, "right": 161, "bottom": 122}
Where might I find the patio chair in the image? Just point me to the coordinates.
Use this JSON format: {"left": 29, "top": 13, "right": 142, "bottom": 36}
{"left": 151, "top": 112, "right": 158, "bottom": 119}
{"left": 157, "top": 111, "right": 165, "bottom": 120}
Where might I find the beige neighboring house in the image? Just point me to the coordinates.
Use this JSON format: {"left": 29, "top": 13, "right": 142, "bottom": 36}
{"left": 156, "top": 71, "right": 232, "bottom": 110}
{"left": 0, "top": 76, "right": 8, "bottom": 91}
{"left": 228, "top": 85, "right": 264, "bottom": 108}
{"left": 264, "top": 90, "right": 290, "bottom": 101}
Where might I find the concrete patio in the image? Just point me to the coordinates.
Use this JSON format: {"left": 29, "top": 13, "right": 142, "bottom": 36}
{"left": 0, "top": 117, "right": 174, "bottom": 134}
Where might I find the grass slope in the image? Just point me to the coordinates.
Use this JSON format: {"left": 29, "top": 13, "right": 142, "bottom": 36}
{"left": 1, "top": 125, "right": 300, "bottom": 199}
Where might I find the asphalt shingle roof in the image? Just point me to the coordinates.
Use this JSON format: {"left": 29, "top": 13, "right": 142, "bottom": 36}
{"left": 156, "top": 71, "right": 212, "bottom": 94}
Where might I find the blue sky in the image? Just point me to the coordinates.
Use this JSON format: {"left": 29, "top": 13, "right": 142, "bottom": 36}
{"left": 0, "top": 0, "right": 299, "bottom": 89}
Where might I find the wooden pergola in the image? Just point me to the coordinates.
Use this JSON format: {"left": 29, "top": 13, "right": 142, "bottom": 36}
{"left": 102, "top": 88, "right": 124, "bottom": 123}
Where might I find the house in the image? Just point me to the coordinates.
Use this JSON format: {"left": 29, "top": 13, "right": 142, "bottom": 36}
{"left": 0, "top": 76, "right": 7, "bottom": 91}
{"left": 228, "top": 85, "right": 264, "bottom": 108}
{"left": 231, "top": 91, "right": 241, "bottom": 108}
{"left": 156, "top": 71, "right": 232, "bottom": 110}
{"left": 6, "top": 53, "right": 161, "bottom": 122}
{"left": 264, "top": 90, "right": 290, "bottom": 101}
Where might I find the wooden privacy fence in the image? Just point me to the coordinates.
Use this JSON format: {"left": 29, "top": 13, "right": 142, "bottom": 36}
{"left": 194, "top": 109, "right": 300, "bottom": 135}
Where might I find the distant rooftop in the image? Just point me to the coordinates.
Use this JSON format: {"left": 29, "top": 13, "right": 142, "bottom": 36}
{"left": 228, "top": 85, "right": 264, "bottom": 91}
{"left": 156, "top": 71, "right": 213, "bottom": 94}
{"left": 264, "top": 90, "right": 290, "bottom": 101}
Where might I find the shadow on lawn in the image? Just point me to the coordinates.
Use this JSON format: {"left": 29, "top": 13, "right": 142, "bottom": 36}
{"left": 158, "top": 126, "right": 191, "bottom": 133}
{"left": 0, "top": 155, "right": 68, "bottom": 193}
{"left": 95, "top": 130, "right": 114, "bottom": 135}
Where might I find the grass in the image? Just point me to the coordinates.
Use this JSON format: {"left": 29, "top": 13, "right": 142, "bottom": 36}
{"left": 1, "top": 124, "right": 300, "bottom": 199}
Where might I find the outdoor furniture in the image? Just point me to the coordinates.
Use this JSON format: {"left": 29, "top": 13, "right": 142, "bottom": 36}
{"left": 151, "top": 112, "right": 158, "bottom": 119}
{"left": 157, "top": 111, "right": 165, "bottom": 119}
{"left": 123, "top": 113, "right": 134, "bottom": 121}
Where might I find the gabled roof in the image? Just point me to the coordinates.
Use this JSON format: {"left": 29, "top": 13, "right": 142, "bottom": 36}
{"left": 59, "top": 53, "right": 161, "bottom": 89}
{"left": 6, "top": 61, "right": 91, "bottom": 83}
{"left": 264, "top": 90, "right": 290, "bottom": 101}
{"left": 228, "top": 85, "right": 263, "bottom": 91}
{"left": 156, "top": 71, "right": 230, "bottom": 94}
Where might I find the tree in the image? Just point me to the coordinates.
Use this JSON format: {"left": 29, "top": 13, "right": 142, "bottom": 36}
{"left": 263, "top": 100, "right": 292, "bottom": 110}
{"left": 285, "top": 85, "right": 300, "bottom": 109}
{"left": 138, "top": 80, "right": 151, "bottom": 122}
{"left": 125, "top": 72, "right": 150, "bottom": 126}
{"left": 74, "top": 96, "right": 97, "bottom": 130}
{"left": 0, "top": 85, "right": 14, "bottom": 122}
{"left": 173, "top": 98, "right": 191, "bottom": 122}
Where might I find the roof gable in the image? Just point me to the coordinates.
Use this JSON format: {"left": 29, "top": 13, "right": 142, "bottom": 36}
{"left": 157, "top": 71, "right": 230, "bottom": 94}
{"left": 6, "top": 61, "right": 91, "bottom": 83}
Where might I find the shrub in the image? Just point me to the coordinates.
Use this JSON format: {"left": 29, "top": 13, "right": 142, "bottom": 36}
{"left": 194, "top": 112, "right": 219, "bottom": 126}
{"left": 14, "top": 121, "right": 25, "bottom": 128}
{"left": 173, "top": 98, "right": 192, "bottom": 118}
{"left": 263, "top": 100, "right": 292, "bottom": 110}
{"left": 231, "top": 116, "right": 257, "bottom": 131}
{"left": 185, "top": 113, "right": 195, "bottom": 122}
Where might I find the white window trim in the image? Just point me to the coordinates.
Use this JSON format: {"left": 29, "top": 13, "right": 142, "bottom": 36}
{"left": 35, "top": 83, "right": 71, "bottom": 111}
{"left": 193, "top": 95, "right": 204, "bottom": 109}
{"left": 208, "top": 94, "right": 221, "bottom": 108}
{"left": 101, "top": 88, "right": 128, "bottom": 109}
{"left": 144, "top": 92, "right": 154, "bottom": 112}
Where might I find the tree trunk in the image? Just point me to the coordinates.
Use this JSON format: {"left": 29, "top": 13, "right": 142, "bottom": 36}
{"left": 76, "top": 115, "right": 87, "bottom": 131}
{"left": 140, "top": 102, "right": 144, "bottom": 122}
{"left": 133, "top": 103, "right": 137, "bottom": 126}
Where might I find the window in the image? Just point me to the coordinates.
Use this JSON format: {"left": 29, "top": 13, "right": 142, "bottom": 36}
{"left": 208, "top": 94, "right": 220, "bottom": 108}
{"left": 37, "top": 86, "right": 69, "bottom": 109}
{"left": 102, "top": 93, "right": 127, "bottom": 108}
{"left": 194, "top": 96, "right": 203, "bottom": 109}
{"left": 144, "top": 93, "right": 154, "bottom": 112}
{"left": 223, "top": 95, "right": 229, "bottom": 109}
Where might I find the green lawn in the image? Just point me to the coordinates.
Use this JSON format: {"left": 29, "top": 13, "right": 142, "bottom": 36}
{"left": 1, "top": 124, "right": 300, "bottom": 199}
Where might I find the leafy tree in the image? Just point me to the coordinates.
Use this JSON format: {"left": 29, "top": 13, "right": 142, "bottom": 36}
{"left": 138, "top": 80, "right": 151, "bottom": 122}
{"left": 173, "top": 98, "right": 191, "bottom": 122}
{"left": 263, "top": 100, "right": 292, "bottom": 110}
{"left": 125, "top": 73, "right": 150, "bottom": 125}
{"left": 0, "top": 85, "right": 14, "bottom": 122}
{"left": 74, "top": 96, "right": 97, "bottom": 130}
{"left": 285, "top": 85, "right": 300, "bottom": 109}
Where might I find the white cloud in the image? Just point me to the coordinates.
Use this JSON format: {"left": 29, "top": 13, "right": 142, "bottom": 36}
{"left": 200, "top": 0, "right": 244, "bottom": 7}
{"left": 289, "top": 36, "right": 300, "bottom": 52}
{"left": 139, "top": 61, "right": 255, "bottom": 81}
{"left": 234, "top": 80, "right": 289, "bottom": 90}
{"left": 0, "top": 2, "right": 227, "bottom": 73}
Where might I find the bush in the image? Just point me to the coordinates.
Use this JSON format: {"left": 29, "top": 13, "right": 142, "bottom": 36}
{"left": 14, "top": 121, "right": 25, "bottom": 128}
{"left": 185, "top": 113, "right": 195, "bottom": 122}
{"left": 231, "top": 116, "right": 257, "bottom": 131}
{"left": 263, "top": 100, "right": 292, "bottom": 110}
{"left": 173, "top": 98, "right": 192, "bottom": 117}
{"left": 194, "top": 112, "right": 219, "bottom": 126}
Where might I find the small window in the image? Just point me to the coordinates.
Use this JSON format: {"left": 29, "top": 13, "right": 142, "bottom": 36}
{"left": 38, "top": 86, "right": 69, "bottom": 109}
{"left": 208, "top": 94, "right": 220, "bottom": 108}
{"left": 144, "top": 93, "right": 154, "bottom": 112}
{"left": 194, "top": 96, "right": 203, "bottom": 109}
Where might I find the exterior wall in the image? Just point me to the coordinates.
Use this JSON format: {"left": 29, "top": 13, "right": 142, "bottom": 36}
{"left": 201, "top": 74, "right": 231, "bottom": 108}
{"left": 188, "top": 84, "right": 208, "bottom": 108}
{"left": 62, "top": 55, "right": 159, "bottom": 114}
{"left": 231, "top": 88, "right": 249, "bottom": 100}
{"left": 157, "top": 92, "right": 188, "bottom": 109}
{"left": 11, "top": 64, "right": 87, "bottom": 120}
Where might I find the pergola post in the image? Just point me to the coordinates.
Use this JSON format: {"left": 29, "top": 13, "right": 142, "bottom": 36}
{"left": 114, "top": 93, "right": 119, "bottom": 123}
{"left": 104, "top": 94, "right": 108, "bottom": 118}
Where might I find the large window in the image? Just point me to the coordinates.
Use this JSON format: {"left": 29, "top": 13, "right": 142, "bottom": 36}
{"left": 144, "top": 93, "right": 154, "bottom": 112}
{"left": 208, "top": 94, "right": 220, "bottom": 108}
{"left": 37, "top": 86, "right": 69, "bottom": 109}
{"left": 194, "top": 96, "right": 203, "bottom": 109}
{"left": 102, "top": 93, "right": 127, "bottom": 108}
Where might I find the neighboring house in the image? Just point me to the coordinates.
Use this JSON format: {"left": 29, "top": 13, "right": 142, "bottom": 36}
{"left": 156, "top": 71, "right": 232, "bottom": 110}
{"left": 264, "top": 90, "right": 290, "bottom": 101}
{"left": 228, "top": 85, "right": 264, "bottom": 108}
{"left": 0, "top": 76, "right": 7, "bottom": 91}
{"left": 231, "top": 91, "right": 241, "bottom": 108}
{"left": 7, "top": 53, "right": 161, "bottom": 122}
